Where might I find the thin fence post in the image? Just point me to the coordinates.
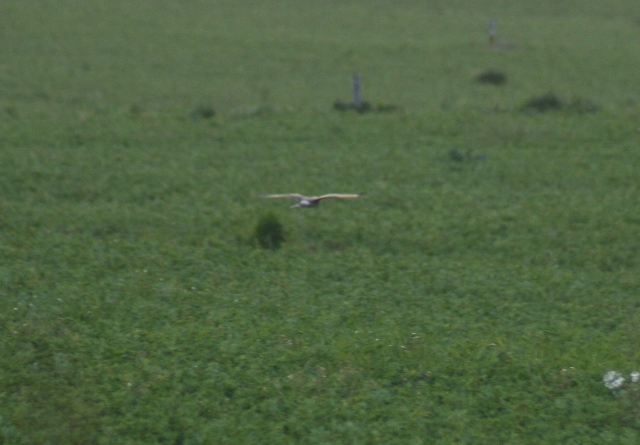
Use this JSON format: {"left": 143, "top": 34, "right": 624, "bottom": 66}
{"left": 351, "top": 74, "right": 361, "bottom": 107}
{"left": 488, "top": 18, "right": 496, "bottom": 49}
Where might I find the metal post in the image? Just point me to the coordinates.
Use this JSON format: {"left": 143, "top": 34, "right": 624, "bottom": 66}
{"left": 351, "top": 73, "right": 361, "bottom": 107}
{"left": 488, "top": 18, "right": 496, "bottom": 49}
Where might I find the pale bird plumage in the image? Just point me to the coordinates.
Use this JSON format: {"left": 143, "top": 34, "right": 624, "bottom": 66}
{"left": 261, "top": 193, "right": 361, "bottom": 208}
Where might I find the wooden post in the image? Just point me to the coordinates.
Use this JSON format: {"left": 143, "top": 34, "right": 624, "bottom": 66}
{"left": 351, "top": 73, "right": 361, "bottom": 107}
{"left": 488, "top": 18, "right": 496, "bottom": 49}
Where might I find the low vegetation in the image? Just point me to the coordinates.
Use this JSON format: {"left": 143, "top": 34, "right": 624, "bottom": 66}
{"left": 1, "top": 1, "right": 639, "bottom": 443}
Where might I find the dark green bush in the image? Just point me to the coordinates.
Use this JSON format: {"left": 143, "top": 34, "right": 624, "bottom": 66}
{"left": 520, "top": 93, "right": 599, "bottom": 114}
{"left": 521, "top": 92, "right": 565, "bottom": 112}
{"left": 255, "top": 213, "right": 286, "bottom": 249}
{"left": 475, "top": 69, "right": 507, "bottom": 85}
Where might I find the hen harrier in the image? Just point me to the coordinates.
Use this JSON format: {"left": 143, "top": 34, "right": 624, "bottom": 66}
{"left": 261, "top": 193, "right": 360, "bottom": 208}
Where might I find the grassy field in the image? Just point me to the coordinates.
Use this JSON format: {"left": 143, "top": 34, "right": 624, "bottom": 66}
{"left": 2, "top": 1, "right": 640, "bottom": 443}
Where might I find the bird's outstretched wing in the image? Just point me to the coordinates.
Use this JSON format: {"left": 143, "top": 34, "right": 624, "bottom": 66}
{"left": 261, "top": 193, "right": 361, "bottom": 208}
{"left": 316, "top": 194, "right": 360, "bottom": 200}
{"left": 261, "top": 194, "right": 306, "bottom": 200}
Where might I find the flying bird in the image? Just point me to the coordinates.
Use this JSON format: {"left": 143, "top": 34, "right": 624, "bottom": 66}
{"left": 261, "top": 193, "right": 361, "bottom": 208}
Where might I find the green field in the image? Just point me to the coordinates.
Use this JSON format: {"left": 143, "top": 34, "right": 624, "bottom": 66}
{"left": 2, "top": 1, "right": 640, "bottom": 443}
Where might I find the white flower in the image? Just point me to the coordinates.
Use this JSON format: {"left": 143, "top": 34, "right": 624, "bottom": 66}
{"left": 603, "top": 371, "right": 625, "bottom": 390}
{"left": 630, "top": 371, "right": 640, "bottom": 383}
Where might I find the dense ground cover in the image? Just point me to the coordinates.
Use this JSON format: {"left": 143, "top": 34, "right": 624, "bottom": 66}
{"left": 1, "top": 1, "right": 640, "bottom": 443}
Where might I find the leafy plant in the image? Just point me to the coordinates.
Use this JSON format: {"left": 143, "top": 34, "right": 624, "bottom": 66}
{"left": 255, "top": 213, "right": 286, "bottom": 249}
{"left": 475, "top": 69, "right": 507, "bottom": 85}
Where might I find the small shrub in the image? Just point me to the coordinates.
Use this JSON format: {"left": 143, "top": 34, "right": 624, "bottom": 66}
{"left": 449, "top": 149, "right": 466, "bottom": 162}
{"left": 333, "top": 100, "right": 372, "bottom": 113}
{"left": 448, "top": 149, "right": 487, "bottom": 163}
{"left": 255, "top": 213, "right": 286, "bottom": 249}
{"left": 475, "top": 69, "right": 507, "bottom": 85}
{"left": 520, "top": 93, "right": 599, "bottom": 114}
{"left": 189, "top": 105, "right": 216, "bottom": 121}
{"left": 332, "top": 100, "right": 401, "bottom": 114}
{"left": 520, "top": 92, "right": 565, "bottom": 112}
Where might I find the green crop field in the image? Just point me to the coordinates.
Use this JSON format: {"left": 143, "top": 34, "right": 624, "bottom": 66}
{"left": 2, "top": 1, "right": 640, "bottom": 443}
